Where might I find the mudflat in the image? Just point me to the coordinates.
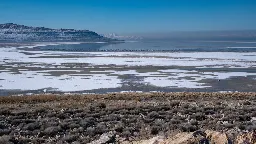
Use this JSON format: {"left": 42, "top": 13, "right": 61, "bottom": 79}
{"left": 0, "top": 92, "right": 256, "bottom": 143}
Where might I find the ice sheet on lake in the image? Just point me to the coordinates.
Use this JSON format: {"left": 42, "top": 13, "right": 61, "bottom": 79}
{"left": 0, "top": 71, "right": 121, "bottom": 91}
{"left": 1, "top": 47, "right": 255, "bottom": 68}
{"left": 0, "top": 44, "right": 256, "bottom": 91}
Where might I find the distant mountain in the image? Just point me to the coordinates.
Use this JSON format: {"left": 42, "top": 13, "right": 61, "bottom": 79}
{"left": 102, "top": 33, "right": 143, "bottom": 40}
{"left": 0, "top": 23, "right": 118, "bottom": 42}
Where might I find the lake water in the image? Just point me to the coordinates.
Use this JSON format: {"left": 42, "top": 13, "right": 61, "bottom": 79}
{"left": 36, "top": 39, "right": 256, "bottom": 52}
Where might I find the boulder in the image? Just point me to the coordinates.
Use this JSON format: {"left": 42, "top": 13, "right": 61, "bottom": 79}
{"left": 89, "top": 131, "right": 116, "bottom": 144}
{"left": 235, "top": 131, "right": 256, "bottom": 144}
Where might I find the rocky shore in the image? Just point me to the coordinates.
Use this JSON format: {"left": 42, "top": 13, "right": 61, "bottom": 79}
{"left": 0, "top": 92, "right": 256, "bottom": 143}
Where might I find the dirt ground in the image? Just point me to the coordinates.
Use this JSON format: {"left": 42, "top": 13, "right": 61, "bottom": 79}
{"left": 0, "top": 92, "right": 256, "bottom": 143}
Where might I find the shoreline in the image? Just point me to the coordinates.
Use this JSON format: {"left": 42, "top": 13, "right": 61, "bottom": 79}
{"left": 0, "top": 92, "right": 256, "bottom": 143}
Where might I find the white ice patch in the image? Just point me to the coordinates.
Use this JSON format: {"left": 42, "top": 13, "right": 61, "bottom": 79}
{"left": 0, "top": 71, "right": 121, "bottom": 91}
{"left": 83, "top": 69, "right": 256, "bottom": 89}
{"left": 201, "top": 72, "right": 256, "bottom": 79}
{"left": 144, "top": 77, "right": 209, "bottom": 88}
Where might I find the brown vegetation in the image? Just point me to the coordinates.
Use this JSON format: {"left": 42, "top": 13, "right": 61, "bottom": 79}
{"left": 0, "top": 92, "right": 256, "bottom": 143}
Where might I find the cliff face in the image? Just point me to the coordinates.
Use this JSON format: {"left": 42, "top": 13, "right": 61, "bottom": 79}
{"left": 0, "top": 23, "right": 114, "bottom": 42}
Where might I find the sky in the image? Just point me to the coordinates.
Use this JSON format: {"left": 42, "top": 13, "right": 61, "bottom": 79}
{"left": 0, "top": 0, "right": 256, "bottom": 34}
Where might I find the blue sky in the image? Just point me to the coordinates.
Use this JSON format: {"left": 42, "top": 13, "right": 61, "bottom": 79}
{"left": 0, "top": 0, "right": 256, "bottom": 34}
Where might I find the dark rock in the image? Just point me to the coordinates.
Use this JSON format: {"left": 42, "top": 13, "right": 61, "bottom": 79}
{"left": 79, "top": 117, "right": 95, "bottom": 128}
{"left": 95, "top": 123, "right": 107, "bottom": 134}
{"left": 44, "top": 121, "right": 59, "bottom": 128}
{"left": 71, "top": 141, "right": 81, "bottom": 144}
{"left": 31, "top": 138, "right": 45, "bottom": 143}
{"left": 194, "top": 112, "right": 206, "bottom": 121}
{"left": 24, "top": 119, "right": 36, "bottom": 124}
{"left": 0, "top": 135, "right": 13, "bottom": 144}
{"left": 122, "top": 130, "right": 131, "bottom": 138}
{"left": 0, "top": 109, "right": 10, "bottom": 115}
{"left": 60, "top": 122, "right": 69, "bottom": 130}
{"left": 114, "top": 122, "right": 124, "bottom": 133}
{"left": 12, "top": 110, "right": 28, "bottom": 116}
{"left": 0, "top": 129, "right": 11, "bottom": 136}
{"left": 32, "top": 130, "right": 40, "bottom": 135}
{"left": 0, "top": 122, "right": 7, "bottom": 129}
{"left": 243, "top": 101, "right": 251, "bottom": 105}
{"left": 18, "top": 138, "right": 31, "bottom": 143}
{"left": 181, "top": 124, "right": 198, "bottom": 132}
{"left": 68, "top": 123, "right": 80, "bottom": 129}
{"left": 43, "top": 126, "right": 61, "bottom": 136}
{"left": 17, "top": 123, "right": 25, "bottom": 129}
{"left": 86, "top": 127, "right": 96, "bottom": 136}
{"left": 98, "top": 103, "right": 106, "bottom": 109}
{"left": 11, "top": 119, "right": 24, "bottom": 125}
{"left": 151, "top": 126, "right": 160, "bottom": 135}
{"left": 193, "top": 131, "right": 207, "bottom": 137}
{"left": 23, "top": 122, "right": 40, "bottom": 131}
{"left": 63, "top": 135, "right": 78, "bottom": 143}
{"left": 57, "top": 113, "right": 68, "bottom": 119}
{"left": 147, "top": 111, "right": 159, "bottom": 119}
{"left": 77, "top": 127, "right": 84, "bottom": 133}
{"left": 190, "top": 120, "right": 199, "bottom": 126}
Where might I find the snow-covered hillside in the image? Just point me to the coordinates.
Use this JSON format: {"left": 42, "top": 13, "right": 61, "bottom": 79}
{"left": 0, "top": 23, "right": 113, "bottom": 42}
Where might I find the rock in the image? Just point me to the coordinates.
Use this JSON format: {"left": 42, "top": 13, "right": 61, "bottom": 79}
{"left": 132, "top": 131, "right": 208, "bottom": 144}
{"left": 86, "top": 127, "right": 96, "bottom": 136}
{"left": 0, "top": 121, "right": 7, "bottom": 129}
{"left": 71, "top": 141, "right": 81, "bottom": 144}
{"left": 31, "top": 138, "right": 45, "bottom": 143}
{"left": 77, "top": 127, "right": 84, "bottom": 133}
{"left": 206, "top": 130, "right": 231, "bottom": 144}
{"left": 44, "top": 121, "right": 59, "bottom": 128}
{"left": 43, "top": 126, "right": 61, "bottom": 136}
{"left": 32, "top": 130, "right": 40, "bottom": 135}
{"left": 57, "top": 113, "right": 68, "bottom": 119}
{"left": 23, "top": 122, "right": 40, "bottom": 131}
{"left": 0, "top": 109, "right": 10, "bottom": 115}
{"left": 11, "top": 119, "right": 24, "bottom": 125}
{"left": 0, "top": 135, "right": 13, "bottom": 144}
{"left": 63, "top": 135, "right": 78, "bottom": 143}
{"left": 17, "top": 138, "right": 31, "bottom": 143}
{"left": 0, "top": 129, "right": 11, "bottom": 136}
{"left": 193, "top": 131, "right": 206, "bottom": 137}
{"left": 89, "top": 131, "right": 116, "bottom": 144}
{"left": 79, "top": 118, "right": 95, "bottom": 128}
{"left": 95, "top": 123, "right": 107, "bottom": 134}
{"left": 164, "top": 132, "right": 201, "bottom": 144}
{"left": 68, "top": 123, "right": 80, "bottom": 129}
{"left": 193, "top": 131, "right": 209, "bottom": 144}
{"left": 60, "top": 122, "right": 69, "bottom": 130}
{"left": 135, "top": 136, "right": 164, "bottom": 144}
{"left": 235, "top": 131, "right": 256, "bottom": 144}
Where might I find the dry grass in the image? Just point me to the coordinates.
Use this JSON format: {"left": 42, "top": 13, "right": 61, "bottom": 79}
{"left": 0, "top": 92, "right": 255, "bottom": 104}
